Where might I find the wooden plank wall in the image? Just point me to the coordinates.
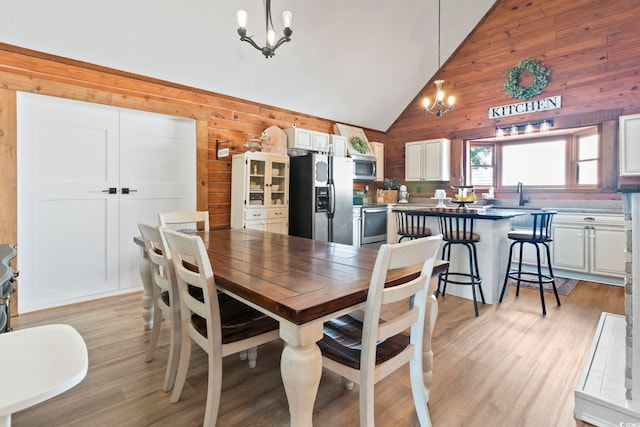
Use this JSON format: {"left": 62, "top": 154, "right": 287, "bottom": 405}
{"left": 387, "top": 0, "right": 640, "bottom": 195}
{"left": 0, "top": 43, "right": 385, "bottom": 243}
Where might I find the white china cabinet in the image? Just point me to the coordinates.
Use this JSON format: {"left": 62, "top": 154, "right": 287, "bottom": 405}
{"left": 231, "top": 152, "right": 289, "bottom": 235}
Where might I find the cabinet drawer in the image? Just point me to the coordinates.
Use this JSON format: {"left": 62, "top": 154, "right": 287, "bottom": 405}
{"left": 245, "top": 208, "right": 267, "bottom": 220}
{"left": 268, "top": 208, "right": 288, "bottom": 219}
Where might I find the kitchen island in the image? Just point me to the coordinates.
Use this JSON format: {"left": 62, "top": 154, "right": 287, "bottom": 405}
{"left": 391, "top": 206, "right": 527, "bottom": 304}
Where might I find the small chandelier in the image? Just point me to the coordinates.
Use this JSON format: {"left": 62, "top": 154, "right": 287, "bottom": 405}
{"left": 237, "top": 1, "right": 293, "bottom": 58}
{"left": 423, "top": 0, "right": 455, "bottom": 117}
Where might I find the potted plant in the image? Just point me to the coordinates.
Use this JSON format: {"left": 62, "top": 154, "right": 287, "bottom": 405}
{"left": 380, "top": 178, "right": 400, "bottom": 203}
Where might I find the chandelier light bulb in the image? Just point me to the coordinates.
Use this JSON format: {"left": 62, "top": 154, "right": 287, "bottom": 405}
{"left": 423, "top": 98, "right": 431, "bottom": 109}
{"left": 447, "top": 95, "right": 455, "bottom": 106}
{"left": 267, "top": 29, "right": 276, "bottom": 47}
{"left": 283, "top": 11, "right": 292, "bottom": 28}
{"left": 237, "top": 10, "right": 247, "bottom": 28}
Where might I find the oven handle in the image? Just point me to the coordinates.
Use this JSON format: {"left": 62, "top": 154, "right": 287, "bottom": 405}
{"left": 362, "top": 208, "right": 387, "bottom": 214}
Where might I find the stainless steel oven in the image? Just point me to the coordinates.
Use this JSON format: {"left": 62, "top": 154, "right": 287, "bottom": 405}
{"left": 361, "top": 206, "right": 387, "bottom": 247}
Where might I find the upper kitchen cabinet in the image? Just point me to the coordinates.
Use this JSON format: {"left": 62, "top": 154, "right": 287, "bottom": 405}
{"left": 370, "top": 141, "right": 384, "bottom": 182}
{"left": 405, "top": 138, "right": 450, "bottom": 181}
{"left": 231, "top": 152, "right": 289, "bottom": 235}
{"left": 285, "top": 127, "right": 330, "bottom": 153}
{"left": 619, "top": 114, "right": 640, "bottom": 176}
{"left": 330, "top": 134, "right": 347, "bottom": 157}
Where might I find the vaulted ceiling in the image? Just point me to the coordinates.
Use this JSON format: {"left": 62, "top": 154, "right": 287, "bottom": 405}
{"left": 0, "top": 0, "right": 496, "bottom": 132}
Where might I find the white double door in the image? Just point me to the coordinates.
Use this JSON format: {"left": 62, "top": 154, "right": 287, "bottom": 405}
{"left": 17, "top": 93, "right": 196, "bottom": 313}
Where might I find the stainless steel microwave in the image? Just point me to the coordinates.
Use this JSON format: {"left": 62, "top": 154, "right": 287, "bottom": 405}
{"left": 351, "top": 154, "right": 376, "bottom": 181}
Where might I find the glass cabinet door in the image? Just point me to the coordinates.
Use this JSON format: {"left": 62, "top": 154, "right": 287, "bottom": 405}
{"left": 248, "top": 158, "right": 266, "bottom": 206}
{"left": 268, "top": 160, "right": 287, "bottom": 207}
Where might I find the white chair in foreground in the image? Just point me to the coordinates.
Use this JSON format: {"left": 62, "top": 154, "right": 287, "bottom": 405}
{"left": 158, "top": 211, "right": 209, "bottom": 231}
{"left": 138, "top": 222, "right": 181, "bottom": 392}
{"left": 0, "top": 324, "right": 88, "bottom": 427}
{"left": 162, "top": 228, "right": 280, "bottom": 427}
{"left": 318, "top": 235, "right": 442, "bottom": 427}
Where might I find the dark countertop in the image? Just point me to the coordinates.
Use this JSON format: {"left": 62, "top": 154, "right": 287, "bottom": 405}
{"left": 393, "top": 207, "right": 527, "bottom": 220}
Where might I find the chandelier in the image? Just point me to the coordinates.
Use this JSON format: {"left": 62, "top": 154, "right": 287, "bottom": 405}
{"left": 423, "top": 0, "right": 455, "bottom": 117}
{"left": 237, "top": 1, "right": 293, "bottom": 58}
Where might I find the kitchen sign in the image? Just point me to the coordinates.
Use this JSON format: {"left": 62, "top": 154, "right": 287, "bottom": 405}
{"left": 488, "top": 96, "right": 561, "bottom": 119}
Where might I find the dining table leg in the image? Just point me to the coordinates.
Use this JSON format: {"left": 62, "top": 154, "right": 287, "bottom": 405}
{"left": 137, "top": 244, "right": 154, "bottom": 331}
{"left": 279, "top": 321, "right": 323, "bottom": 427}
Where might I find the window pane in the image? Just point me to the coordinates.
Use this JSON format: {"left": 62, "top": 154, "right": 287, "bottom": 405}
{"left": 471, "top": 166, "right": 493, "bottom": 186}
{"left": 470, "top": 146, "right": 493, "bottom": 166}
{"left": 578, "top": 134, "right": 598, "bottom": 160}
{"left": 501, "top": 140, "right": 566, "bottom": 186}
{"left": 577, "top": 160, "right": 597, "bottom": 185}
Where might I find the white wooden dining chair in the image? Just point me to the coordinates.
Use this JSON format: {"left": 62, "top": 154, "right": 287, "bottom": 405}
{"left": 162, "top": 228, "right": 280, "bottom": 427}
{"left": 158, "top": 210, "right": 210, "bottom": 232}
{"left": 318, "top": 235, "right": 442, "bottom": 427}
{"left": 138, "top": 222, "right": 181, "bottom": 392}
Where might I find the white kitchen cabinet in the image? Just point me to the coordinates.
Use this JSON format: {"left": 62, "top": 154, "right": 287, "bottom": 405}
{"left": 231, "top": 152, "right": 289, "bottom": 235}
{"left": 619, "top": 114, "right": 640, "bottom": 176}
{"left": 551, "top": 213, "right": 626, "bottom": 281}
{"left": 330, "top": 134, "right": 347, "bottom": 157}
{"left": 509, "top": 230, "right": 550, "bottom": 267}
{"left": 284, "top": 127, "right": 330, "bottom": 152}
{"left": 405, "top": 138, "right": 450, "bottom": 181}
{"left": 370, "top": 141, "right": 384, "bottom": 182}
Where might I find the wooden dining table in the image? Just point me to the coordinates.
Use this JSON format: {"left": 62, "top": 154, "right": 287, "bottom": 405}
{"left": 135, "top": 228, "right": 447, "bottom": 426}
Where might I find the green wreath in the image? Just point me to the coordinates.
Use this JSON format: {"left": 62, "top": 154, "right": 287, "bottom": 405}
{"left": 503, "top": 58, "right": 550, "bottom": 99}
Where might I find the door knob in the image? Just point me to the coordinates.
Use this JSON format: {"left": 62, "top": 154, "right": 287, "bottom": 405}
{"left": 121, "top": 188, "right": 138, "bottom": 194}
{"left": 102, "top": 188, "right": 117, "bottom": 194}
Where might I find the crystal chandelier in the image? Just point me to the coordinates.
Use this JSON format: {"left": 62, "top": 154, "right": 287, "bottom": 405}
{"left": 237, "top": 1, "right": 292, "bottom": 58}
{"left": 423, "top": 0, "right": 455, "bottom": 117}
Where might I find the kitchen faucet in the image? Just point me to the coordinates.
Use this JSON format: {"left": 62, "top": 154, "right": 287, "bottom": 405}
{"left": 517, "top": 181, "right": 526, "bottom": 206}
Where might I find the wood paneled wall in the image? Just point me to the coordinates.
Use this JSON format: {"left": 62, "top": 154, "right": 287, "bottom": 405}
{"left": 2, "top": 0, "right": 639, "bottom": 240}
{"left": 387, "top": 0, "right": 640, "bottom": 195}
{"left": 0, "top": 43, "right": 385, "bottom": 244}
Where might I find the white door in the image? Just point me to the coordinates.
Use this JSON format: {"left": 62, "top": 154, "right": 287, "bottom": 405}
{"left": 118, "top": 110, "right": 196, "bottom": 289}
{"left": 17, "top": 93, "right": 195, "bottom": 313}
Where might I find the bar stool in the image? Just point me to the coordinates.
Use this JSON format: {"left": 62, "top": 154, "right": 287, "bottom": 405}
{"left": 435, "top": 213, "right": 485, "bottom": 316}
{"left": 395, "top": 210, "right": 432, "bottom": 242}
{"left": 499, "top": 211, "right": 560, "bottom": 315}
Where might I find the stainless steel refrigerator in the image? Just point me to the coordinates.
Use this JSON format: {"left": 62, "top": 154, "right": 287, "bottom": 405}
{"left": 289, "top": 154, "right": 353, "bottom": 245}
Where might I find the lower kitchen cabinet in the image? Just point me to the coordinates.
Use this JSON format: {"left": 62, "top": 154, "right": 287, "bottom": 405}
{"left": 509, "top": 235, "right": 549, "bottom": 267}
{"left": 550, "top": 213, "right": 626, "bottom": 282}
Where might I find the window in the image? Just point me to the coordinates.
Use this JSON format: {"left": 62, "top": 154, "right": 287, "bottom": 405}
{"left": 468, "top": 126, "right": 600, "bottom": 190}
{"left": 576, "top": 133, "right": 598, "bottom": 185}
{"left": 469, "top": 145, "right": 495, "bottom": 186}
{"left": 502, "top": 138, "right": 566, "bottom": 186}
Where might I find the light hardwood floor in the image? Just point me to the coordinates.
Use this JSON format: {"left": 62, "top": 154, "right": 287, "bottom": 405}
{"left": 11, "top": 281, "right": 622, "bottom": 426}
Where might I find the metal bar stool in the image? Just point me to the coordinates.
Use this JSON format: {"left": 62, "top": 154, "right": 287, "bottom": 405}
{"left": 499, "top": 211, "right": 560, "bottom": 315}
{"left": 435, "top": 213, "right": 485, "bottom": 316}
{"left": 395, "top": 210, "right": 432, "bottom": 242}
